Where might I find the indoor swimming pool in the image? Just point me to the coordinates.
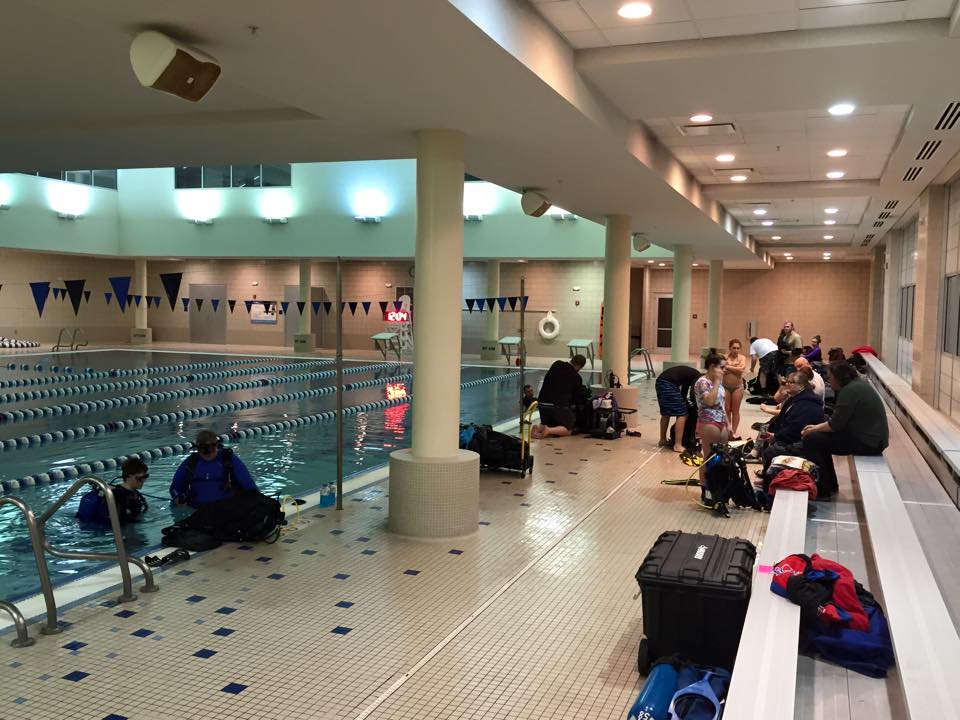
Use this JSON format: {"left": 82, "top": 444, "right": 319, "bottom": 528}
{"left": 0, "top": 350, "right": 543, "bottom": 600}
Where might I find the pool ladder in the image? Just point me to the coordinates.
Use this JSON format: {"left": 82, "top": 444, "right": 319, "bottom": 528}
{"left": 0, "top": 477, "right": 158, "bottom": 647}
{"left": 630, "top": 347, "right": 656, "bottom": 379}
{"left": 52, "top": 326, "right": 88, "bottom": 352}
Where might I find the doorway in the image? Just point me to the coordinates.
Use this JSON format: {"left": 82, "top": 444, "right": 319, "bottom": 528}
{"left": 188, "top": 284, "right": 228, "bottom": 344}
{"left": 655, "top": 295, "right": 673, "bottom": 352}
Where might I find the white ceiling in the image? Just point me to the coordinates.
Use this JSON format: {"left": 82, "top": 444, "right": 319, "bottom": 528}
{"left": 532, "top": 0, "right": 955, "bottom": 48}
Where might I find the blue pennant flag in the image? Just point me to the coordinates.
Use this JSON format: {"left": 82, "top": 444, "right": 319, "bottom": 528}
{"left": 476, "top": 299, "right": 486, "bottom": 312}
{"left": 182, "top": 298, "right": 190, "bottom": 311}
{"left": 497, "top": 297, "right": 507, "bottom": 311}
{"left": 244, "top": 300, "right": 255, "bottom": 314}
{"left": 507, "top": 296, "right": 518, "bottom": 311}
{"left": 29, "top": 282, "right": 51, "bottom": 317}
{"left": 104, "top": 292, "right": 113, "bottom": 306}
{"left": 51, "top": 287, "right": 61, "bottom": 299}
{"left": 297, "top": 301, "right": 306, "bottom": 315}
{"left": 522, "top": 295, "right": 529, "bottom": 309}
{"left": 280, "top": 301, "right": 290, "bottom": 315}
{"left": 466, "top": 298, "right": 475, "bottom": 313}
{"left": 132, "top": 294, "right": 142, "bottom": 307}
{"left": 109, "top": 276, "right": 132, "bottom": 312}
{"left": 311, "top": 301, "right": 322, "bottom": 315}
{"left": 361, "top": 301, "right": 371, "bottom": 315}
{"left": 211, "top": 299, "right": 220, "bottom": 312}
{"left": 394, "top": 300, "right": 403, "bottom": 311}
{"left": 126, "top": 295, "right": 134, "bottom": 308}
{"left": 323, "top": 301, "right": 332, "bottom": 315}
{"left": 154, "top": 296, "right": 162, "bottom": 308}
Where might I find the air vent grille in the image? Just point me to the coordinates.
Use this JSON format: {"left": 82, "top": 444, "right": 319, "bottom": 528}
{"left": 873, "top": 221, "right": 885, "bottom": 228}
{"left": 884, "top": 200, "right": 899, "bottom": 210}
{"left": 679, "top": 123, "right": 737, "bottom": 137}
{"left": 903, "top": 166, "right": 923, "bottom": 182}
{"left": 917, "top": 140, "right": 942, "bottom": 161}
{"left": 878, "top": 211, "right": 892, "bottom": 220}
{"left": 861, "top": 233, "right": 876, "bottom": 247}
{"left": 935, "top": 102, "right": 960, "bottom": 131}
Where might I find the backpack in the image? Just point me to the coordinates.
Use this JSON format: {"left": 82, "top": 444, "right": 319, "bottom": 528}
{"left": 591, "top": 392, "right": 623, "bottom": 439}
{"left": 162, "top": 489, "right": 285, "bottom": 546}
{"left": 702, "top": 443, "right": 760, "bottom": 517}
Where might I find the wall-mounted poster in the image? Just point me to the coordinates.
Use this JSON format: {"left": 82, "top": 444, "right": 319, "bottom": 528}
{"left": 250, "top": 300, "right": 277, "bottom": 325}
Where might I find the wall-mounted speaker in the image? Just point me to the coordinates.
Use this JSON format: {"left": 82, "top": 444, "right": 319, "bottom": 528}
{"left": 130, "top": 30, "right": 221, "bottom": 102}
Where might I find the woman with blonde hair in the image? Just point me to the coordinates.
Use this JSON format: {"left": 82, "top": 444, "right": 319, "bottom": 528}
{"left": 723, "top": 339, "right": 747, "bottom": 440}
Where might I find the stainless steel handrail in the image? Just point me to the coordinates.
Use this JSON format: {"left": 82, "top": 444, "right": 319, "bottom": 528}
{"left": 52, "top": 327, "right": 72, "bottom": 351}
{"left": 0, "top": 601, "right": 35, "bottom": 647}
{"left": 72, "top": 327, "right": 88, "bottom": 350}
{"left": 630, "top": 347, "right": 656, "bottom": 379}
{"left": 0, "top": 496, "right": 61, "bottom": 639}
{"left": 37, "top": 477, "right": 158, "bottom": 602}
{"left": 51, "top": 326, "right": 87, "bottom": 351}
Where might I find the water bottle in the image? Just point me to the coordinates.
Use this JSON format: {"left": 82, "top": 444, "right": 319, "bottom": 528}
{"left": 320, "top": 483, "right": 331, "bottom": 507}
{"left": 328, "top": 482, "right": 337, "bottom": 506}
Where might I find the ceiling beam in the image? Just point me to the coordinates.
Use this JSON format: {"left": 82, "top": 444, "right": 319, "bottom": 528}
{"left": 703, "top": 180, "right": 880, "bottom": 202}
{"left": 747, "top": 224, "right": 858, "bottom": 233}
{"left": 951, "top": 0, "right": 960, "bottom": 38}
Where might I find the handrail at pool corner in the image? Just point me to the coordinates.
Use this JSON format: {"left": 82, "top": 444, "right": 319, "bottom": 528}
{"left": 37, "top": 476, "right": 158, "bottom": 602}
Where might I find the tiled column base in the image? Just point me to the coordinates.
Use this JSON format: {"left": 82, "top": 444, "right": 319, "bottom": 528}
{"left": 388, "top": 449, "right": 480, "bottom": 538}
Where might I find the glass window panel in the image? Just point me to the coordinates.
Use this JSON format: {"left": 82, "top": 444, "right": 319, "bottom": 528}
{"left": 64, "top": 170, "right": 92, "bottom": 185}
{"left": 231, "top": 164, "right": 261, "bottom": 188}
{"left": 37, "top": 172, "right": 63, "bottom": 181}
{"left": 944, "top": 276, "right": 960, "bottom": 356}
{"left": 202, "top": 165, "right": 231, "bottom": 188}
{"left": 174, "top": 166, "right": 202, "bottom": 189}
{"left": 92, "top": 170, "right": 117, "bottom": 190}
{"left": 261, "top": 164, "right": 291, "bottom": 187}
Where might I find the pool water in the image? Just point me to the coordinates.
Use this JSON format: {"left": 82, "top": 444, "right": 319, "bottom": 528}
{"left": 0, "top": 350, "right": 549, "bottom": 600}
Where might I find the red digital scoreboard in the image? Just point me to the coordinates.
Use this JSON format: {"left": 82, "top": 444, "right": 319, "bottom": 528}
{"left": 383, "top": 308, "right": 410, "bottom": 323}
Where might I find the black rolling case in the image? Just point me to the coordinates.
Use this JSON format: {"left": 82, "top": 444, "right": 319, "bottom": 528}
{"left": 634, "top": 530, "right": 755, "bottom": 674}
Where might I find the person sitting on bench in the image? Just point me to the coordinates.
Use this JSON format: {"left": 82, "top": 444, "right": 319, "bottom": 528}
{"left": 759, "top": 372, "right": 825, "bottom": 473}
{"left": 170, "top": 429, "right": 259, "bottom": 508}
{"left": 530, "top": 355, "right": 586, "bottom": 439}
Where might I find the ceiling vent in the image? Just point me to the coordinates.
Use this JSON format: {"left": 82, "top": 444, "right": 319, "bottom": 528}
{"left": 935, "top": 102, "right": 960, "bottom": 131}
{"left": 679, "top": 123, "right": 737, "bottom": 137}
{"left": 902, "top": 166, "right": 923, "bottom": 182}
{"left": 884, "top": 200, "right": 899, "bottom": 210}
{"left": 878, "top": 211, "right": 892, "bottom": 220}
{"left": 873, "top": 221, "right": 885, "bottom": 228}
{"left": 916, "top": 140, "right": 941, "bottom": 161}
{"left": 711, "top": 167, "right": 753, "bottom": 178}
{"left": 861, "top": 235, "right": 874, "bottom": 247}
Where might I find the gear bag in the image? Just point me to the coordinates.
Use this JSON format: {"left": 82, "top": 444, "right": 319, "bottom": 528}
{"left": 162, "top": 489, "right": 285, "bottom": 546}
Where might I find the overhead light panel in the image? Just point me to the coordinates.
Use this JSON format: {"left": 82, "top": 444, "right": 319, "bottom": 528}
{"left": 752, "top": 208, "right": 767, "bottom": 216}
{"left": 761, "top": 220, "right": 774, "bottom": 226}
{"left": 262, "top": 217, "right": 288, "bottom": 225}
{"left": 823, "top": 235, "right": 834, "bottom": 240}
{"left": 187, "top": 218, "right": 213, "bottom": 226}
{"left": 824, "top": 220, "right": 836, "bottom": 225}
{"left": 771, "top": 235, "right": 782, "bottom": 240}
{"left": 618, "top": 2, "right": 652, "bottom": 19}
{"left": 463, "top": 214, "right": 484, "bottom": 222}
{"left": 827, "top": 149, "right": 848, "bottom": 158}
{"left": 824, "top": 207, "right": 839, "bottom": 214}
{"left": 715, "top": 153, "right": 735, "bottom": 163}
{"left": 828, "top": 103, "right": 856, "bottom": 116}
{"left": 689, "top": 113, "right": 713, "bottom": 123}
{"left": 826, "top": 171, "right": 845, "bottom": 179}
{"left": 730, "top": 174, "right": 748, "bottom": 183}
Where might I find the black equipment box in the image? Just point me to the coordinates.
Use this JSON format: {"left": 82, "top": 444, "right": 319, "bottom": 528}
{"left": 634, "top": 530, "right": 756, "bottom": 673}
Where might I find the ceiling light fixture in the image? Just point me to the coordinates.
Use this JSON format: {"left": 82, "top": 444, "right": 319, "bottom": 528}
{"left": 824, "top": 207, "right": 839, "bottom": 214}
{"left": 828, "top": 102, "right": 856, "bottom": 116}
{"left": 692, "top": 263, "right": 699, "bottom": 267}
{"left": 783, "top": 252, "right": 792, "bottom": 257}
{"left": 690, "top": 113, "right": 713, "bottom": 123}
{"left": 658, "top": 262, "right": 666, "bottom": 267}
{"left": 827, "top": 149, "right": 848, "bottom": 158}
{"left": 715, "top": 153, "right": 735, "bottom": 163}
{"left": 618, "top": 2, "right": 653, "bottom": 19}
{"left": 823, "top": 235, "right": 834, "bottom": 240}
{"left": 762, "top": 220, "right": 774, "bottom": 226}
{"left": 647, "top": 260, "right": 655, "bottom": 264}
{"left": 772, "top": 235, "right": 782, "bottom": 240}
{"left": 824, "top": 220, "right": 836, "bottom": 225}
{"left": 753, "top": 208, "right": 767, "bottom": 216}
{"left": 730, "top": 174, "right": 748, "bottom": 183}
{"left": 826, "top": 171, "right": 845, "bottom": 179}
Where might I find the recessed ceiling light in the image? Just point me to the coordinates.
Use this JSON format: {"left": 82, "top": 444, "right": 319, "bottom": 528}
{"left": 761, "top": 220, "right": 774, "bottom": 226}
{"left": 715, "top": 153, "right": 735, "bottom": 163}
{"left": 647, "top": 260, "right": 654, "bottom": 264}
{"left": 618, "top": 2, "right": 653, "bottom": 19}
{"left": 823, "top": 252, "right": 832, "bottom": 256}
{"left": 692, "top": 263, "right": 699, "bottom": 267}
{"left": 730, "top": 174, "right": 748, "bottom": 182}
{"left": 826, "top": 171, "right": 845, "bottom": 179}
{"left": 824, "top": 219, "right": 836, "bottom": 225}
{"left": 783, "top": 252, "right": 792, "bottom": 257}
{"left": 823, "top": 256, "right": 831, "bottom": 261}
{"left": 787, "top": 256, "right": 795, "bottom": 260}
{"left": 828, "top": 102, "right": 856, "bottom": 116}
{"left": 690, "top": 113, "right": 713, "bottom": 123}
{"left": 772, "top": 235, "right": 782, "bottom": 240}
{"left": 753, "top": 208, "right": 767, "bottom": 216}
{"left": 658, "top": 262, "right": 666, "bottom": 267}
{"left": 827, "top": 149, "right": 848, "bottom": 158}
{"left": 824, "top": 235, "right": 834, "bottom": 240}
{"left": 824, "top": 207, "right": 839, "bottom": 214}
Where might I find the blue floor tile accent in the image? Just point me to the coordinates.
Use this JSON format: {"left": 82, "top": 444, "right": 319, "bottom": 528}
{"left": 313, "top": 513, "right": 326, "bottom": 519}
{"left": 330, "top": 529, "right": 344, "bottom": 535}
{"left": 301, "top": 549, "right": 317, "bottom": 555}
{"left": 255, "top": 556, "right": 271, "bottom": 562}
{"left": 448, "top": 549, "right": 464, "bottom": 555}
{"left": 333, "top": 573, "right": 350, "bottom": 580}
{"left": 13, "top": 698, "right": 26, "bottom": 705}
{"left": 130, "top": 629, "right": 154, "bottom": 638}
{"left": 335, "top": 601, "right": 354, "bottom": 608}
{"left": 63, "top": 671, "right": 89, "bottom": 682}
{"left": 9, "top": 661, "right": 22, "bottom": 668}
{"left": 113, "top": 610, "right": 136, "bottom": 618}
{"left": 186, "top": 595, "right": 206, "bottom": 603}
{"left": 102, "top": 714, "right": 128, "bottom": 720}
{"left": 355, "top": 536, "right": 370, "bottom": 542}
{"left": 212, "top": 627, "right": 235, "bottom": 637}
{"left": 221, "top": 682, "right": 248, "bottom": 695}
{"left": 370, "top": 505, "right": 383, "bottom": 510}
{"left": 521, "top": 503, "right": 531, "bottom": 507}
{"left": 281, "top": 538, "right": 297, "bottom": 544}
{"left": 61, "top": 640, "right": 86, "bottom": 651}
{"left": 37, "top": 674, "right": 51, "bottom": 681}
{"left": 403, "top": 569, "right": 421, "bottom": 576}
{"left": 175, "top": 569, "right": 194, "bottom": 576}
{"left": 267, "top": 573, "right": 285, "bottom": 580}
{"left": 98, "top": 600, "right": 118, "bottom": 608}
{"left": 479, "top": 521, "right": 491, "bottom": 526}
{"left": 215, "top": 606, "right": 237, "bottom": 615}
{"left": 331, "top": 626, "right": 352, "bottom": 635}
{"left": 105, "top": 653, "right": 119, "bottom": 659}
{"left": 193, "top": 648, "right": 217, "bottom": 659}
{"left": 361, "top": 549, "right": 377, "bottom": 556}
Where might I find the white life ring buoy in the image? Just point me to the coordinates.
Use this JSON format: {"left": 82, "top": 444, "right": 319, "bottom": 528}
{"left": 538, "top": 311, "right": 560, "bottom": 340}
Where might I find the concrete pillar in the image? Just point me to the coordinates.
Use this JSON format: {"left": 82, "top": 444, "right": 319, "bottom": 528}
{"left": 389, "top": 129, "right": 479, "bottom": 538}
{"left": 707, "top": 259, "right": 724, "bottom": 350}
{"left": 130, "top": 259, "right": 151, "bottom": 344}
{"left": 912, "top": 186, "right": 947, "bottom": 403}
{"left": 294, "top": 260, "right": 314, "bottom": 352}
{"left": 602, "top": 215, "right": 631, "bottom": 383}
{"left": 670, "top": 245, "right": 693, "bottom": 364}
{"left": 867, "top": 247, "right": 885, "bottom": 350}
{"left": 481, "top": 260, "right": 500, "bottom": 360}
{"left": 881, "top": 231, "right": 902, "bottom": 365}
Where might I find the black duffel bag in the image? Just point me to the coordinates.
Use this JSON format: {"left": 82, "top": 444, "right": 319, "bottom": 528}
{"left": 162, "top": 490, "right": 286, "bottom": 549}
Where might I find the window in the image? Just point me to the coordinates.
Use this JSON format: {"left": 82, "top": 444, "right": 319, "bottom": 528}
{"left": 173, "top": 164, "right": 291, "bottom": 189}
{"left": 899, "top": 284, "right": 915, "bottom": 340}
{"left": 944, "top": 276, "right": 960, "bottom": 355}
{"left": 23, "top": 170, "right": 118, "bottom": 191}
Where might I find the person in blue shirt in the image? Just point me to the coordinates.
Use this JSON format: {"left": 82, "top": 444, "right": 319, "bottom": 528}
{"left": 169, "top": 429, "right": 258, "bottom": 508}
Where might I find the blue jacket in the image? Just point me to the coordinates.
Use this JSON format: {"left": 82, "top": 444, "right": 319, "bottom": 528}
{"left": 169, "top": 449, "right": 258, "bottom": 507}
{"left": 770, "top": 388, "right": 824, "bottom": 445}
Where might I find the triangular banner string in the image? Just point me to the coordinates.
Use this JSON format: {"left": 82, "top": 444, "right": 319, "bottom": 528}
{"left": 159, "top": 272, "right": 183, "bottom": 311}
{"left": 312, "top": 301, "right": 322, "bottom": 315}
{"left": 522, "top": 295, "right": 529, "bottom": 309}
{"left": 507, "top": 296, "right": 518, "bottom": 311}
{"left": 244, "top": 300, "right": 254, "bottom": 314}
{"left": 195, "top": 298, "right": 204, "bottom": 311}
{"left": 394, "top": 301, "right": 403, "bottom": 311}
{"left": 126, "top": 295, "right": 134, "bottom": 308}
{"left": 154, "top": 296, "right": 162, "bottom": 308}
{"left": 497, "top": 297, "right": 507, "bottom": 311}
{"left": 466, "top": 298, "right": 475, "bottom": 313}
{"left": 64, "top": 279, "right": 86, "bottom": 316}
{"left": 52, "top": 287, "right": 61, "bottom": 300}
{"left": 104, "top": 292, "right": 113, "bottom": 306}
{"left": 280, "top": 301, "right": 290, "bottom": 315}
{"left": 486, "top": 297, "right": 496, "bottom": 312}
{"left": 132, "top": 294, "right": 142, "bottom": 307}
{"left": 347, "top": 301, "right": 358, "bottom": 315}
{"left": 228, "top": 299, "right": 237, "bottom": 313}
{"left": 211, "top": 298, "right": 220, "bottom": 312}
{"left": 476, "top": 299, "right": 486, "bottom": 312}
{"left": 182, "top": 298, "right": 191, "bottom": 311}
{"left": 323, "top": 301, "right": 332, "bottom": 315}
{"left": 297, "top": 301, "right": 306, "bottom": 315}
{"left": 379, "top": 301, "right": 388, "bottom": 314}
{"left": 109, "top": 276, "right": 132, "bottom": 312}
{"left": 29, "top": 282, "right": 51, "bottom": 317}
{"left": 83, "top": 290, "right": 92, "bottom": 304}
{"left": 361, "top": 301, "right": 371, "bottom": 315}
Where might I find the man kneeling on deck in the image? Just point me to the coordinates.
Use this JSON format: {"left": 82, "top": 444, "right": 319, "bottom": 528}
{"left": 531, "top": 354, "right": 587, "bottom": 439}
{"left": 170, "top": 429, "right": 259, "bottom": 508}
{"left": 799, "top": 362, "right": 888, "bottom": 498}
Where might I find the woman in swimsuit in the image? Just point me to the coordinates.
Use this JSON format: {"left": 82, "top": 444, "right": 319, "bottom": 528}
{"left": 723, "top": 339, "right": 747, "bottom": 440}
{"left": 694, "top": 352, "right": 729, "bottom": 488}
